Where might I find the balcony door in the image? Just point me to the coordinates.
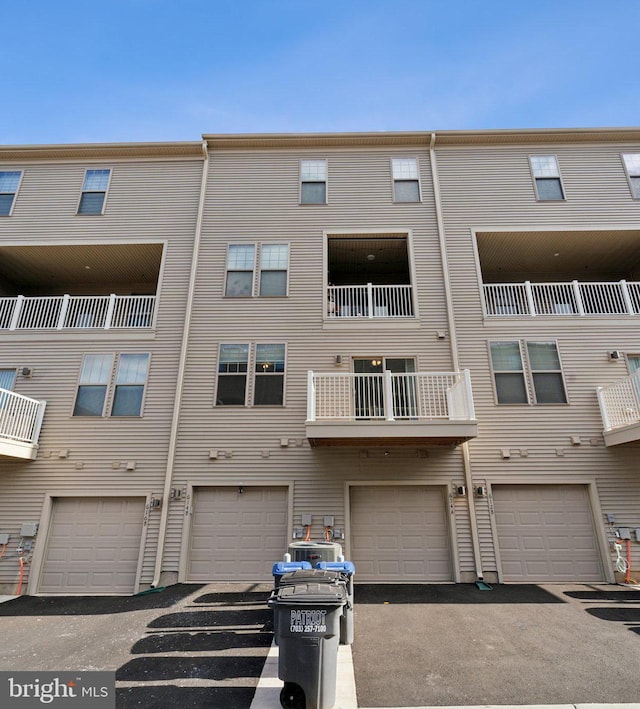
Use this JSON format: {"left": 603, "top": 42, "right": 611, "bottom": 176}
{"left": 353, "top": 357, "right": 416, "bottom": 419}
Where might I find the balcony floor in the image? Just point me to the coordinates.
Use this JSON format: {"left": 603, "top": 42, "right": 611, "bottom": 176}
{"left": 0, "top": 438, "right": 39, "bottom": 460}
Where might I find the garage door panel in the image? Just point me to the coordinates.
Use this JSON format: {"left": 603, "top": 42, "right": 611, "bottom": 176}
{"left": 350, "top": 486, "right": 452, "bottom": 582}
{"left": 493, "top": 485, "right": 603, "bottom": 583}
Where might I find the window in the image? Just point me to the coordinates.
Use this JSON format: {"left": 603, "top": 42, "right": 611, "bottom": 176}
{"left": 529, "top": 155, "right": 564, "bottom": 200}
{"left": 216, "top": 343, "right": 286, "bottom": 406}
{"left": 225, "top": 243, "right": 289, "bottom": 297}
{"left": 622, "top": 154, "right": 640, "bottom": 199}
{"left": 490, "top": 340, "right": 567, "bottom": 405}
{"left": 626, "top": 355, "right": 640, "bottom": 375}
{"left": 300, "top": 160, "right": 327, "bottom": 204}
{"left": 392, "top": 158, "right": 420, "bottom": 202}
{"left": 78, "top": 169, "right": 111, "bottom": 214}
{"left": 0, "top": 171, "right": 22, "bottom": 216}
{"left": 0, "top": 369, "right": 16, "bottom": 391}
{"left": 73, "top": 353, "right": 149, "bottom": 416}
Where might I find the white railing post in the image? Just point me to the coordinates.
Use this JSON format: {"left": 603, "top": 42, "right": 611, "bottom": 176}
{"left": 524, "top": 281, "right": 536, "bottom": 317}
{"left": 572, "top": 280, "right": 585, "bottom": 316}
{"left": 620, "top": 280, "right": 634, "bottom": 315}
{"left": 463, "top": 369, "right": 476, "bottom": 420}
{"left": 9, "top": 295, "right": 23, "bottom": 330}
{"left": 104, "top": 294, "right": 116, "bottom": 329}
{"left": 367, "top": 283, "right": 374, "bottom": 318}
{"left": 383, "top": 370, "right": 394, "bottom": 421}
{"left": 596, "top": 387, "right": 611, "bottom": 432}
{"left": 57, "top": 294, "right": 70, "bottom": 330}
{"left": 31, "top": 400, "right": 47, "bottom": 443}
{"left": 307, "top": 371, "right": 316, "bottom": 422}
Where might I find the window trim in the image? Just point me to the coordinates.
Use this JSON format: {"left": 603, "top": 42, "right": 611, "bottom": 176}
{"left": 253, "top": 341, "right": 287, "bottom": 406}
{"left": 528, "top": 154, "right": 565, "bottom": 202}
{"left": 0, "top": 170, "right": 24, "bottom": 217}
{"left": 224, "top": 243, "right": 290, "bottom": 298}
{"left": 299, "top": 159, "right": 328, "bottom": 205}
{"left": 625, "top": 353, "right": 640, "bottom": 375}
{"left": 621, "top": 153, "right": 640, "bottom": 200}
{"left": 0, "top": 368, "right": 17, "bottom": 391}
{"left": 110, "top": 353, "right": 151, "bottom": 417}
{"left": 76, "top": 168, "right": 112, "bottom": 216}
{"left": 391, "top": 157, "right": 422, "bottom": 203}
{"left": 488, "top": 339, "right": 568, "bottom": 406}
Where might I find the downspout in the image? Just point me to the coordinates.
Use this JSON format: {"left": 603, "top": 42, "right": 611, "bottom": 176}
{"left": 429, "top": 132, "right": 484, "bottom": 581}
{"left": 151, "top": 141, "right": 209, "bottom": 588}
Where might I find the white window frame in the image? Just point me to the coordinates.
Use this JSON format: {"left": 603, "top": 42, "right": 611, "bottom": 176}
{"left": 215, "top": 343, "right": 287, "bottom": 407}
{"left": 72, "top": 352, "right": 150, "bottom": 417}
{"left": 224, "top": 243, "right": 289, "bottom": 297}
{"left": 626, "top": 354, "right": 640, "bottom": 375}
{"left": 489, "top": 339, "right": 568, "bottom": 406}
{"left": 0, "top": 170, "right": 23, "bottom": 217}
{"left": 0, "top": 368, "right": 17, "bottom": 391}
{"left": 111, "top": 353, "right": 151, "bottom": 417}
{"left": 621, "top": 153, "right": 640, "bottom": 200}
{"left": 77, "top": 168, "right": 112, "bottom": 215}
{"left": 300, "top": 159, "right": 328, "bottom": 205}
{"left": 528, "top": 155, "right": 565, "bottom": 201}
{"left": 391, "top": 157, "right": 422, "bottom": 203}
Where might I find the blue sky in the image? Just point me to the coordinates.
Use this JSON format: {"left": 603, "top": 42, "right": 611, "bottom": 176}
{"left": 4, "top": 0, "right": 639, "bottom": 144}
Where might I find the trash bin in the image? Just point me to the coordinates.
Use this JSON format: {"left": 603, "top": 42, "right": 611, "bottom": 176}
{"left": 273, "top": 561, "right": 312, "bottom": 589}
{"left": 268, "top": 581, "right": 346, "bottom": 709}
{"left": 316, "top": 561, "right": 355, "bottom": 645}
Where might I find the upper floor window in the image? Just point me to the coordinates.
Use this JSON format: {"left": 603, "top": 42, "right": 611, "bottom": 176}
{"left": 392, "top": 158, "right": 420, "bottom": 202}
{"left": 622, "top": 154, "right": 640, "bottom": 199}
{"left": 300, "top": 160, "right": 327, "bottom": 204}
{"left": 529, "top": 155, "right": 564, "bottom": 201}
{"left": 78, "top": 169, "right": 111, "bottom": 214}
{"left": 0, "top": 369, "right": 17, "bottom": 391}
{"left": 216, "top": 343, "right": 285, "bottom": 406}
{"left": 73, "top": 353, "right": 149, "bottom": 416}
{"left": 0, "top": 171, "right": 22, "bottom": 216}
{"left": 225, "top": 243, "right": 289, "bottom": 297}
{"left": 489, "top": 340, "right": 567, "bottom": 405}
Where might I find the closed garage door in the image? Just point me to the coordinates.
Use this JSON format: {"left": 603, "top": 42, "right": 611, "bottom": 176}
{"left": 39, "top": 497, "right": 145, "bottom": 594}
{"left": 350, "top": 485, "right": 452, "bottom": 582}
{"left": 187, "top": 486, "right": 288, "bottom": 581}
{"left": 493, "top": 484, "right": 604, "bottom": 582}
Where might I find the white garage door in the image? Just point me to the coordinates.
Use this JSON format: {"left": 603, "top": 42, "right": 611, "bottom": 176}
{"left": 39, "top": 497, "right": 145, "bottom": 594}
{"left": 493, "top": 484, "right": 604, "bottom": 582}
{"left": 187, "top": 486, "right": 288, "bottom": 581}
{"left": 350, "top": 485, "right": 452, "bottom": 581}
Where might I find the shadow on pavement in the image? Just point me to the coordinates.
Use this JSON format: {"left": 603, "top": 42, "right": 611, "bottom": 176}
{"left": 0, "top": 584, "right": 204, "bottom": 616}
{"left": 147, "top": 608, "right": 272, "bottom": 628}
{"left": 586, "top": 607, "right": 640, "bottom": 622}
{"left": 355, "top": 583, "right": 565, "bottom": 604}
{"left": 193, "top": 591, "right": 270, "bottom": 605}
{"left": 131, "top": 630, "right": 273, "bottom": 654}
{"left": 117, "top": 685, "right": 255, "bottom": 709}
{"left": 117, "top": 655, "right": 266, "bottom": 681}
{"left": 565, "top": 589, "right": 640, "bottom": 601}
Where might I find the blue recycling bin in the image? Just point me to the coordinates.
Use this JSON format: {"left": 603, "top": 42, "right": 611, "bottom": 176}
{"left": 272, "top": 561, "right": 312, "bottom": 589}
{"left": 316, "top": 561, "right": 355, "bottom": 645}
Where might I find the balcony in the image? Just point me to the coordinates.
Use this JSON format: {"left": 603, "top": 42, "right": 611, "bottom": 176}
{"left": 306, "top": 370, "right": 477, "bottom": 447}
{"left": 327, "top": 284, "right": 414, "bottom": 318}
{"left": 484, "top": 280, "right": 640, "bottom": 317}
{"left": 597, "top": 373, "right": 640, "bottom": 446}
{"left": 0, "top": 388, "right": 47, "bottom": 460}
{"left": 0, "top": 294, "right": 155, "bottom": 331}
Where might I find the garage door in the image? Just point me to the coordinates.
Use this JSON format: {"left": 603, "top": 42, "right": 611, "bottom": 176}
{"left": 493, "top": 484, "right": 604, "bottom": 582}
{"left": 350, "top": 485, "right": 452, "bottom": 581}
{"left": 187, "top": 486, "right": 288, "bottom": 581}
{"left": 39, "top": 497, "right": 145, "bottom": 594}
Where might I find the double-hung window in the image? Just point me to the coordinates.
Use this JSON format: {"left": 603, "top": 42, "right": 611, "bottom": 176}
{"left": 0, "top": 171, "right": 22, "bottom": 216}
{"left": 622, "top": 154, "right": 640, "bottom": 199}
{"left": 392, "top": 158, "right": 420, "bottom": 202}
{"left": 300, "top": 160, "right": 327, "bottom": 204}
{"left": 225, "top": 244, "right": 289, "bottom": 297}
{"left": 78, "top": 169, "right": 111, "bottom": 214}
{"left": 73, "top": 353, "right": 149, "bottom": 416}
{"left": 490, "top": 340, "right": 567, "bottom": 405}
{"left": 529, "top": 155, "right": 564, "bottom": 201}
{"left": 216, "top": 343, "right": 285, "bottom": 406}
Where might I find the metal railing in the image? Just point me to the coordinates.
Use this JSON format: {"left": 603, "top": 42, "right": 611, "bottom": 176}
{"left": 0, "top": 388, "right": 47, "bottom": 444}
{"left": 307, "top": 370, "right": 475, "bottom": 422}
{"left": 0, "top": 294, "right": 156, "bottom": 330}
{"left": 483, "top": 280, "right": 640, "bottom": 317}
{"left": 327, "top": 284, "right": 414, "bottom": 318}
{"left": 597, "top": 373, "right": 640, "bottom": 432}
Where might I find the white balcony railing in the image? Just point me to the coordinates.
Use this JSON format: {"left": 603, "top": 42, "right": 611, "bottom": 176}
{"left": 0, "top": 388, "right": 46, "bottom": 445}
{"left": 307, "top": 370, "right": 476, "bottom": 422}
{"left": 597, "top": 372, "right": 640, "bottom": 432}
{"left": 0, "top": 294, "right": 156, "bottom": 330}
{"left": 327, "top": 284, "right": 414, "bottom": 318}
{"left": 483, "top": 280, "right": 640, "bottom": 317}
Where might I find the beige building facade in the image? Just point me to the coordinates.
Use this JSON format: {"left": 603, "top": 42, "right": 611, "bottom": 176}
{"left": 0, "top": 129, "right": 639, "bottom": 594}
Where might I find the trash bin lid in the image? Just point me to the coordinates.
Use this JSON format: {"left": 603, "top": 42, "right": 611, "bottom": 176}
{"left": 272, "top": 561, "right": 312, "bottom": 576}
{"left": 280, "top": 569, "right": 342, "bottom": 585}
{"left": 316, "top": 561, "right": 356, "bottom": 575}
{"left": 276, "top": 581, "right": 346, "bottom": 606}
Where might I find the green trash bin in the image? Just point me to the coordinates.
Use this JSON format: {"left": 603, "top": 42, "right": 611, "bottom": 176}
{"left": 268, "top": 581, "right": 346, "bottom": 709}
